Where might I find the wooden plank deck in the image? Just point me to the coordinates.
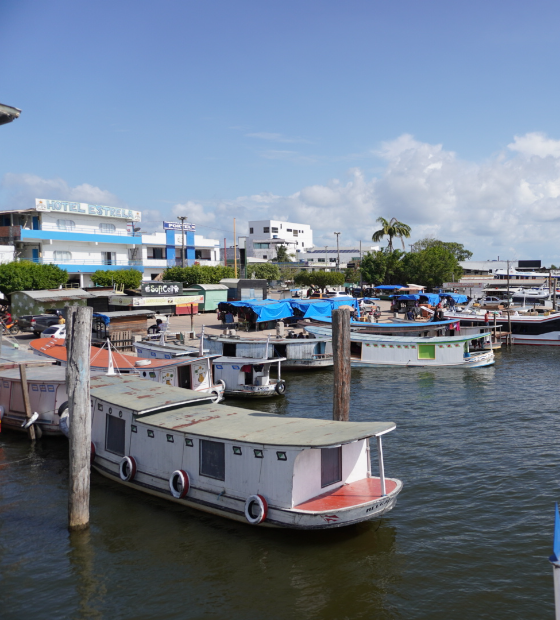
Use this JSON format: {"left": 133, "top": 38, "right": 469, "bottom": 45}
{"left": 295, "top": 478, "right": 398, "bottom": 512}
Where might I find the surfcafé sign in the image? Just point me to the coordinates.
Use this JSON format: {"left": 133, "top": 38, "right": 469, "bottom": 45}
{"left": 141, "top": 282, "right": 184, "bottom": 296}
{"left": 35, "top": 199, "right": 141, "bottom": 222}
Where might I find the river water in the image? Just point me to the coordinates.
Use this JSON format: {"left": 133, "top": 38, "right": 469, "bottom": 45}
{"left": 1, "top": 347, "right": 558, "bottom": 619}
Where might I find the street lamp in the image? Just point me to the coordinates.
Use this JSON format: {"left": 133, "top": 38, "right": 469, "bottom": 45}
{"left": 334, "top": 232, "right": 341, "bottom": 271}
{"left": 177, "top": 216, "right": 187, "bottom": 268}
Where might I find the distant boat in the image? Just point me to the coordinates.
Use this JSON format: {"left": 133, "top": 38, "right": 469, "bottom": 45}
{"left": 88, "top": 374, "right": 403, "bottom": 529}
{"left": 305, "top": 325, "right": 495, "bottom": 368}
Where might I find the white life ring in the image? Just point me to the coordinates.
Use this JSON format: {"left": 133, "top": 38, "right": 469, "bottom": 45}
{"left": 218, "top": 380, "right": 226, "bottom": 390}
{"left": 210, "top": 390, "right": 221, "bottom": 404}
{"left": 169, "top": 469, "right": 190, "bottom": 498}
{"left": 59, "top": 410, "right": 70, "bottom": 438}
{"left": 275, "top": 381, "right": 286, "bottom": 395}
{"left": 119, "top": 456, "right": 137, "bottom": 482}
{"left": 244, "top": 494, "right": 268, "bottom": 525}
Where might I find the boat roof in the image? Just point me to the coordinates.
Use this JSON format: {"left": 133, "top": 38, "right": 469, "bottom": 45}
{"left": 0, "top": 366, "right": 67, "bottom": 381}
{"left": 90, "top": 375, "right": 213, "bottom": 414}
{"left": 30, "top": 339, "right": 217, "bottom": 371}
{"left": 0, "top": 346, "right": 55, "bottom": 369}
{"left": 305, "top": 324, "right": 485, "bottom": 343}
{"left": 209, "top": 334, "right": 331, "bottom": 343}
{"left": 140, "top": 403, "right": 395, "bottom": 447}
{"left": 213, "top": 356, "right": 286, "bottom": 364}
{"left": 308, "top": 316, "right": 457, "bottom": 328}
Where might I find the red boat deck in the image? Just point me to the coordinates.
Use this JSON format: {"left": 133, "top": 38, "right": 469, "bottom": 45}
{"left": 295, "top": 478, "right": 397, "bottom": 512}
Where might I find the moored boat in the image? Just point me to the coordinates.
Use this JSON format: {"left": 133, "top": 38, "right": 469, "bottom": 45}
{"left": 89, "top": 374, "right": 402, "bottom": 529}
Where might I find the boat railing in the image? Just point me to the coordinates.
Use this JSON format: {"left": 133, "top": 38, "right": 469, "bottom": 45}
{"left": 313, "top": 353, "right": 333, "bottom": 360}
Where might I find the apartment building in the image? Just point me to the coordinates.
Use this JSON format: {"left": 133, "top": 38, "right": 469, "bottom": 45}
{"left": 245, "top": 220, "right": 313, "bottom": 260}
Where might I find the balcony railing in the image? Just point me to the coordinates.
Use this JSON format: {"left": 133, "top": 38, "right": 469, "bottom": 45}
{"left": 36, "top": 224, "right": 139, "bottom": 237}
{"left": 23, "top": 258, "right": 143, "bottom": 266}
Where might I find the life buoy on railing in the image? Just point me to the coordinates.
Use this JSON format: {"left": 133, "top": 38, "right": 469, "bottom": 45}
{"left": 244, "top": 494, "right": 268, "bottom": 525}
{"left": 275, "top": 381, "right": 286, "bottom": 395}
{"left": 169, "top": 469, "right": 190, "bottom": 498}
{"left": 119, "top": 456, "right": 137, "bottom": 482}
{"left": 210, "top": 390, "right": 221, "bottom": 404}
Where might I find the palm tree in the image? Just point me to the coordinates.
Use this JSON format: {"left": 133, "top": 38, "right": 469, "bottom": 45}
{"left": 372, "top": 217, "right": 411, "bottom": 252}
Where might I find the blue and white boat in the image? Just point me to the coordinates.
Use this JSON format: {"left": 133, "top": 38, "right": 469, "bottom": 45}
{"left": 304, "top": 324, "right": 495, "bottom": 368}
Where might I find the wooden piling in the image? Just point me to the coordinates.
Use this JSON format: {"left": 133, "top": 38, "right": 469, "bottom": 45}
{"left": 67, "top": 306, "right": 93, "bottom": 532}
{"left": 19, "top": 364, "right": 36, "bottom": 441}
{"left": 332, "top": 308, "right": 351, "bottom": 421}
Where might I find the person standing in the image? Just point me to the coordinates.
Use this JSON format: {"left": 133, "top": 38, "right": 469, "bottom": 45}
{"left": 484, "top": 311, "right": 490, "bottom": 325}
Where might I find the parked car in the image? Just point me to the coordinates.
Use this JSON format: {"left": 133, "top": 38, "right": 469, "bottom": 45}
{"left": 40, "top": 325, "right": 66, "bottom": 339}
{"left": 18, "top": 309, "right": 65, "bottom": 337}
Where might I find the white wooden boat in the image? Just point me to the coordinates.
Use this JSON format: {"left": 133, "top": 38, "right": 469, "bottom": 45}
{"left": 0, "top": 366, "right": 70, "bottom": 436}
{"left": 89, "top": 375, "right": 402, "bottom": 529}
{"left": 211, "top": 357, "right": 286, "bottom": 398}
{"left": 304, "top": 325, "right": 495, "bottom": 368}
{"left": 30, "top": 338, "right": 225, "bottom": 401}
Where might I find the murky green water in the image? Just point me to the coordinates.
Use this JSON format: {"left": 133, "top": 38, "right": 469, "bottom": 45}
{"left": 1, "top": 347, "right": 558, "bottom": 619}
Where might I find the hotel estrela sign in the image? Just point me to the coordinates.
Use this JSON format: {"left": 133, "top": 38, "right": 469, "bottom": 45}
{"left": 35, "top": 199, "right": 141, "bottom": 222}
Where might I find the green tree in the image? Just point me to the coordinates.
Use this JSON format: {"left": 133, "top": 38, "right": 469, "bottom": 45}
{"left": 372, "top": 217, "right": 411, "bottom": 252}
{"left": 411, "top": 238, "right": 473, "bottom": 261}
{"left": 401, "top": 246, "right": 462, "bottom": 288}
{"left": 162, "top": 265, "right": 235, "bottom": 285}
{"left": 91, "top": 269, "right": 143, "bottom": 289}
{"left": 0, "top": 261, "right": 68, "bottom": 297}
{"left": 360, "top": 249, "right": 407, "bottom": 285}
{"left": 294, "top": 270, "right": 345, "bottom": 292}
{"left": 344, "top": 267, "right": 361, "bottom": 284}
{"left": 246, "top": 263, "right": 281, "bottom": 281}
{"left": 275, "top": 244, "right": 294, "bottom": 262}
{"left": 278, "top": 264, "right": 300, "bottom": 283}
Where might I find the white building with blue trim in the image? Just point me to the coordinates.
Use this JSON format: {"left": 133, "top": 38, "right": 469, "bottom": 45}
{"left": 0, "top": 199, "right": 221, "bottom": 285}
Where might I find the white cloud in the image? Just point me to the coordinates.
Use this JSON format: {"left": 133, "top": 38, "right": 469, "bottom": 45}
{"left": 5, "top": 132, "right": 560, "bottom": 262}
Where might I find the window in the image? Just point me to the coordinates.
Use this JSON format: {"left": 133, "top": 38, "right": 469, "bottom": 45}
{"left": 254, "top": 449, "right": 264, "bottom": 458}
{"left": 276, "top": 451, "right": 287, "bottom": 461}
{"left": 418, "top": 344, "right": 436, "bottom": 360}
{"left": 263, "top": 227, "right": 270, "bottom": 233}
{"left": 200, "top": 439, "right": 225, "bottom": 480}
{"left": 53, "top": 251, "right": 72, "bottom": 261}
{"left": 99, "top": 223, "right": 116, "bottom": 233}
{"left": 318, "top": 258, "right": 325, "bottom": 263}
{"left": 321, "top": 447, "right": 342, "bottom": 487}
{"left": 263, "top": 255, "right": 267, "bottom": 259}
{"left": 249, "top": 228, "right": 254, "bottom": 234}
{"left": 105, "top": 415, "right": 126, "bottom": 456}
{"left": 233, "top": 446, "right": 242, "bottom": 455}
{"left": 287, "top": 229, "right": 292, "bottom": 232}
{"left": 293, "top": 230, "right": 298, "bottom": 237}
{"left": 254, "top": 243, "right": 269, "bottom": 249}
{"left": 148, "top": 247, "right": 166, "bottom": 260}
{"left": 57, "top": 219, "right": 75, "bottom": 231}
{"left": 271, "top": 227, "right": 278, "bottom": 233}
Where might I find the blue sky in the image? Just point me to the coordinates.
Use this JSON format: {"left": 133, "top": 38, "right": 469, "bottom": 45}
{"left": 2, "top": 0, "right": 560, "bottom": 261}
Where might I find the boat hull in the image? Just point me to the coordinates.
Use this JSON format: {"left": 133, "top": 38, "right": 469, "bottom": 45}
{"left": 92, "top": 459, "right": 402, "bottom": 529}
{"left": 351, "top": 351, "right": 494, "bottom": 368}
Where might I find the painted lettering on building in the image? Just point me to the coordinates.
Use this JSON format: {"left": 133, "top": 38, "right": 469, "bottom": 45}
{"left": 35, "top": 199, "right": 142, "bottom": 222}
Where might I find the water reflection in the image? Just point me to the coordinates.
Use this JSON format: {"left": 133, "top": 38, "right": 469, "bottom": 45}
{"left": 68, "top": 530, "right": 105, "bottom": 620}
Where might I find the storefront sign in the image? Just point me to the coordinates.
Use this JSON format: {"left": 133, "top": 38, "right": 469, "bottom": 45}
{"left": 141, "top": 282, "right": 183, "bottom": 296}
{"left": 35, "top": 199, "right": 141, "bottom": 222}
{"left": 163, "top": 221, "right": 196, "bottom": 232}
{"left": 109, "top": 295, "right": 203, "bottom": 307}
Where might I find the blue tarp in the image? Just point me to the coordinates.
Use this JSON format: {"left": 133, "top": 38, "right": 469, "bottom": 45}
{"left": 289, "top": 297, "right": 359, "bottom": 319}
{"left": 440, "top": 293, "right": 468, "bottom": 303}
{"left": 219, "top": 299, "right": 293, "bottom": 322}
{"left": 92, "top": 313, "right": 110, "bottom": 326}
{"left": 395, "top": 293, "right": 440, "bottom": 305}
{"left": 373, "top": 284, "right": 404, "bottom": 290}
{"left": 361, "top": 297, "right": 380, "bottom": 303}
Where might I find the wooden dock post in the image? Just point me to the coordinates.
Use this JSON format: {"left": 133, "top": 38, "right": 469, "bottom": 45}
{"left": 332, "top": 308, "right": 351, "bottom": 421}
{"left": 19, "top": 364, "right": 36, "bottom": 441}
{"left": 67, "top": 305, "right": 93, "bottom": 532}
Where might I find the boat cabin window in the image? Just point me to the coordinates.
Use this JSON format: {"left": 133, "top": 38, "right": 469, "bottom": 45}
{"left": 199, "top": 439, "right": 225, "bottom": 481}
{"left": 223, "top": 343, "right": 236, "bottom": 357}
{"left": 417, "top": 344, "right": 436, "bottom": 360}
{"left": 105, "top": 415, "right": 126, "bottom": 456}
{"left": 321, "top": 447, "right": 342, "bottom": 488}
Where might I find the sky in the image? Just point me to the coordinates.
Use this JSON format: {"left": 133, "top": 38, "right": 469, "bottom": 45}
{"left": 1, "top": 0, "right": 560, "bottom": 262}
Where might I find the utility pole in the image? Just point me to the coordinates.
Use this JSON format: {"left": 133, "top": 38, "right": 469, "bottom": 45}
{"left": 324, "top": 245, "right": 328, "bottom": 270}
{"left": 332, "top": 308, "right": 351, "bottom": 421}
{"left": 334, "top": 232, "right": 341, "bottom": 272}
{"left": 233, "top": 218, "right": 237, "bottom": 278}
{"left": 177, "top": 216, "right": 187, "bottom": 268}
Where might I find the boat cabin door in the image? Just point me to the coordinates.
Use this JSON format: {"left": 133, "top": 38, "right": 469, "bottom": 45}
{"left": 177, "top": 365, "right": 192, "bottom": 389}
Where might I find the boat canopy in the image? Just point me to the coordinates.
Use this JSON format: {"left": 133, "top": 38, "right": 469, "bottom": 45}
{"left": 308, "top": 316, "right": 457, "bottom": 328}
{"left": 289, "top": 297, "right": 359, "bottom": 320}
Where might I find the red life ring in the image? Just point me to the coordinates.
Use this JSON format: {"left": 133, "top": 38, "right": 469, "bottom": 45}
{"left": 244, "top": 494, "right": 268, "bottom": 524}
{"left": 119, "top": 456, "right": 137, "bottom": 482}
{"left": 169, "top": 469, "right": 190, "bottom": 499}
